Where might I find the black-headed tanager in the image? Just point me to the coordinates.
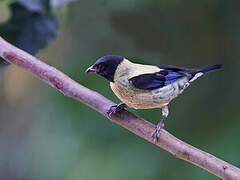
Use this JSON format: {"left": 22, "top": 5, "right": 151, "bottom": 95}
{"left": 86, "top": 55, "right": 222, "bottom": 140}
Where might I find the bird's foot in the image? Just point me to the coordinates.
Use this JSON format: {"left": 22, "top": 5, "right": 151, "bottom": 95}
{"left": 107, "top": 103, "right": 128, "bottom": 117}
{"left": 151, "top": 121, "right": 165, "bottom": 142}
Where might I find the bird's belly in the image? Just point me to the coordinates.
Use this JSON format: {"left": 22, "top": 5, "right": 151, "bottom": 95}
{"left": 110, "top": 77, "right": 189, "bottom": 109}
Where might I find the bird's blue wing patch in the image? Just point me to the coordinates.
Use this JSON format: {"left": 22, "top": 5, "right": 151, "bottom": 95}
{"left": 164, "top": 71, "right": 184, "bottom": 85}
{"left": 129, "top": 70, "right": 185, "bottom": 90}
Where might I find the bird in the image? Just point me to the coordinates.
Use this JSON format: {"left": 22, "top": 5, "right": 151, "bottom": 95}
{"left": 86, "top": 55, "right": 222, "bottom": 141}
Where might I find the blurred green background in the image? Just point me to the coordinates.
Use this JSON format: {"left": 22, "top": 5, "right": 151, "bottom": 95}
{"left": 0, "top": 0, "right": 239, "bottom": 179}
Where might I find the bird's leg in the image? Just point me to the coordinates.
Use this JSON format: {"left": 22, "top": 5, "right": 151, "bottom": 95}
{"left": 152, "top": 105, "right": 169, "bottom": 142}
{"left": 107, "top": 102, "right": 128, "bottom": 117}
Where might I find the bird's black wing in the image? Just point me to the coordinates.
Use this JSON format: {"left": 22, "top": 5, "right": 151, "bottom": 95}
{"left": 129, "top": 69, "right": 186, "bottom": 90}
{"left": 129, "top": 64, "right": 222, "bottom": 90}
{"left": 158, "top": 65, "right": 199, "bottom": 73}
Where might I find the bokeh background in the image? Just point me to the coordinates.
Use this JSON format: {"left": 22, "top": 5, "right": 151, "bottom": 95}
{"left": 0, "top": 0, "right": 239, "bottom": 179}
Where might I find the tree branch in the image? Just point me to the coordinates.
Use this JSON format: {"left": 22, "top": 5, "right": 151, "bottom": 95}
{"left": 0, "top": 37, "right": 239, "bottom": 180}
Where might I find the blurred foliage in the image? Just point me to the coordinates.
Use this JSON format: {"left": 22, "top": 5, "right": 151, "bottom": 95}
{"left": 17, "top": 0, "right": 50, "bottom": 12}
{"left": 0, "top": 0, "right": 75, "bottom": 66}
{"left": 0, "top": 2, "right": 58, "bottom": 66}
{"left": 0, "top": 0, "right": 240, "bottom": 180}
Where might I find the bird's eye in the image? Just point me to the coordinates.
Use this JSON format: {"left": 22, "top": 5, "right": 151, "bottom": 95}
{"left": 98, "top": 64, "right": 105, "bottom": 71}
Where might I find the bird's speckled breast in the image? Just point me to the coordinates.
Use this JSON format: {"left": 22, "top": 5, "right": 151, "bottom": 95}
{"left": 110, "top": 59, "right": 190, "bottom": 109}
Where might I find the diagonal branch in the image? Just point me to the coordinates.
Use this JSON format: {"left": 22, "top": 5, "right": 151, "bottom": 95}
{"left": 0, "top": 37, "right": 239, "bottom": 180}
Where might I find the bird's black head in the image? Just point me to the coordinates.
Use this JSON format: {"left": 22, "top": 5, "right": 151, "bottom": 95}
{"left": 86, "top": 55, "right": 124, "bottom": 82}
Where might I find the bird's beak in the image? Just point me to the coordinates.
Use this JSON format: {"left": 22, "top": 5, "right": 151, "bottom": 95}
{"left": 85, "top": 65, "right": 97, "bottom": 73}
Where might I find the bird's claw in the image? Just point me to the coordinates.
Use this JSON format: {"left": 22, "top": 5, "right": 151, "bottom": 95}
{"left": 152, "top": 122, "right": 164, "bottom": 142}
{"left": 107, "top": 103, "right": 127, "bottom": 117}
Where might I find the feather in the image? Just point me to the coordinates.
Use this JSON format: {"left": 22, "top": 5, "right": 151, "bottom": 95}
{"left": 128, "top": 63, "right": 222, "bottom": 90}
{"left": 200, "top": 64, "right": 222, "bottom": 74}
{"left": 129, "top": 70, "right": 185, "bottom": 90}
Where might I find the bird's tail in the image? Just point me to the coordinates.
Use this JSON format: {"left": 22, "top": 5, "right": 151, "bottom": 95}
{"left": 200, "top": 64, "right": 223, "bottom": 74}
{"left": 189, "top": 64, "right": 222, "bottom": 82}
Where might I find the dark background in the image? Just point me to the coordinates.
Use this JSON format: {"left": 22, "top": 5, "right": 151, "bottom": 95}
{"left": 0, "top": 0, "right": 239, "bottom": 179}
